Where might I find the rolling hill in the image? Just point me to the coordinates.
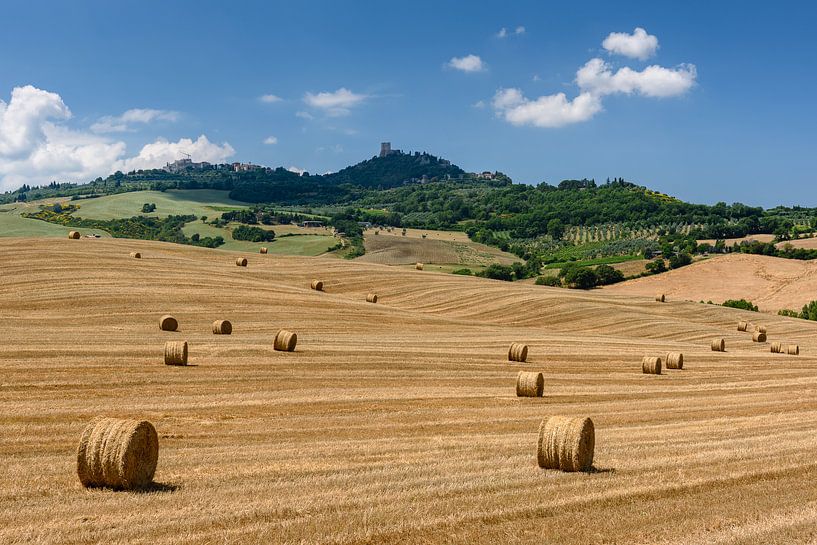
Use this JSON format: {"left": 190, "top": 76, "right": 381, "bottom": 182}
{"left": 2, "top": 237, "right": 817, "bottom": 544}
{"left": 604, "top": 253, "right": 817, "bottom": 312}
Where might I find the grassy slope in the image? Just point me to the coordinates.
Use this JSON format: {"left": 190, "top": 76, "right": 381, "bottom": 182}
{"left": 0, "top": 202, "right": 112, "bottom": 238}
{"left": 70, "top": 189, "right": 248, "bottom": 220}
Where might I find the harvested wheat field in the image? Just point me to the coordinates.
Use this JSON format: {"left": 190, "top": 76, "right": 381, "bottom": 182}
{"left": 359, "top": 231, "right": 517, "bottom": 268}
{"left": 2, "top": 237, "right": 817, "bottom": 544}
{"left": 604, "top": 252, "right": 817, "bottom": 312}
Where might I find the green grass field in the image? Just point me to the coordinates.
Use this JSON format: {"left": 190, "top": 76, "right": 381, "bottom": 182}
{"left": 70, "top": 189, "right": 248, "bottom": 220}
{"left": 182, "top": 221, "right": 338, "bottom": 255}
{"left": 0, "top": 203, "right": 111, "bottom": 238}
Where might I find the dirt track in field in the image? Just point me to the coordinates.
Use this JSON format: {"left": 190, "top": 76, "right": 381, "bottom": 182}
{"left": 1, "top": 238, "right": 816, "bottom": 544}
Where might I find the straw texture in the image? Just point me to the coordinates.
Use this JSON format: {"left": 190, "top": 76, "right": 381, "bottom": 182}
{"left": 366, "top": 293, "right": 378, "bottom": 303}
{"left": 212, "top": 320, "right": 232, "bottom": 335}
{"left": 516, "top": 371, "right": 544, "bottom": 397}
{"left": 274, "top": 329, "right": 297, "bottom": 352}
{"left": 76, "top": 417, "right": 158, "bottom": 490}
{"left": 508, "top": 343, "right": 528, "bottom": 362}
{"left": 711, "top": 338, "right": 725, "bottom": 352}
{"left": 536, "top": 416, "right": 595, "bottom": 472}
{"left": 665, "top": 352, "right": 684, "bottom": 370}
{"left": 641, "top": 356, "right": 662, "bottom": 375}
{"left": 159, "top": 315, "right": 178, "bottom": 332}
{"left": 164, "top": 341, "right": 188, "bottom": 366}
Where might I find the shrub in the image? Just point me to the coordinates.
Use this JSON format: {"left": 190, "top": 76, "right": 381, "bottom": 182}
{"left": 645, "top": 258, "right": 667, "bottom": 274}
{"left": 668, "top": 252, "right": 693, "bottom": 269}
{"left": 535, "top": 275, "right": 561, "bottom": 286}
{"left": 452, "top": 268, "right": 473, "bottom": 275}
{"left": 477, "top": 264, "right": 515, "bottom": 281}
{"left": 563, "top": 267, "right": 598, "bottom": 289}
{"left": 232, "top": 225, "right": 275, "bottom": 242}
{"left": 800, "top": 300, "right": 817, "bottom": 321}
{"left": 594, "top": 264, "right": 624, "bottom": 285}
{"left": 722, "top": 299, "right": 758, "bottom": 312}
{"left": 778, "top": 309, "right": 799, "bottom": 318}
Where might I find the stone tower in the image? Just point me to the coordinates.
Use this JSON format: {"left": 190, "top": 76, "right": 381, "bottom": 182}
{"left": 380, "top": 142, "right": 391, "bottom": 157}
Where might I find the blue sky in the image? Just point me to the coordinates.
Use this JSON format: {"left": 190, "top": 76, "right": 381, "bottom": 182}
{"left": 1, "top": 0, "right": 815, "bottom": 206}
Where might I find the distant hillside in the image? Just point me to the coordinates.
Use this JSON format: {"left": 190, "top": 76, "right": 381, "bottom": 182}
{"left": 604, "top": 253, "right": 817, "bottom": 312}
{"left": 323, "top": 152, "right": 464, "bottom": 188}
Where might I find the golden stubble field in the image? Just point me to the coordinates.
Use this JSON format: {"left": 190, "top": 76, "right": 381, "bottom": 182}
{"left": 1, "top": 237, "right": 817, "bottom": 545}
{"left": 604, "top": 252, "right": 817, "bottom": 312}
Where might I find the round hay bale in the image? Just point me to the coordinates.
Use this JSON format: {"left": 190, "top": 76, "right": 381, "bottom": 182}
{"left": 755, "top": 325, "right": 767, "bottom": 334}
{"left": 164, "top": 341, "right": 188, "bottom": 365}
{"left": 76, "top": 417, "right": 158, "bottom": 490}
{"left": 770, "top": 341, "right": 783, "bottom": 353}
{"left": 235, "top": 257, "right": 248, "bottom": 267}
{"left": 212, "top": 320, "right": 232, "bottom": 335}
{"left": 516, "top": 371, "right": 544, "bottom": 397}
{"left": 665, "top": 352, "right": 684, "bottom": 370}
{"left": 68, "top": 231, "right": 80, "bottom": 239}
{"left": 159, "top": 315, "right": 178, "bottom": 332}
{"left": 752, "top": 331, "right": 767, "bottom": 343}
{"left": 711, "top": 338, "right": 725, "bottom": 352}
{"left": 130, "top": 252, "right": 141, "bottom": 259}
{"left": 737, "top": 321, "right": 749, "bottom": 332}
{"left": 787, "top": 344, "right": 800, "bottom": 355}
{"left": 537, "top": 416, "right": 595, "bottom": 472}
{"left": 641, "top": 356, "right": 662, "bottom": 375}
{"left": 655, "top": 293, "right": 665, "bottom": 302}
{"left": 311, "top": 280, "right": 324, "bottom": 291}
{"left": 259, "top": 247, "right": 268, "bottom": 254}
{"left": 415, "top": 263, "right": 424, "bottom": 271}
{"left": 366, "top": 293, "right": 378, "bottom": 303}
{"left": 274, "top": 329, "right": 297, "bottom": 352}
{"left": 508, "top": 343, "right": 529, "bottom": 363}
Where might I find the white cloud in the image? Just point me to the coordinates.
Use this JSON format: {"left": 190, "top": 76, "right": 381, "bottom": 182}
{"left": 447, "top": 54, "right": 485, "bottom": 73}
{"left": 492, "top": 88, "right": 603, "bottom": 128}
{"left": 259, "top": 94, "right": 282, "bottom": 103}
{"left": 287, "top": 165, "right": 307, "bottom": 175}
{"left": 0, "top": 85, "right": 234, "bottom": 191}
{"left": 295, "top": 111, "right": 314, "bottom": 120}
{"left": 490, "top": 29, "right": 695, "bottom": 129}
{"left": 303, "top": 88, "right": 368, "bottom": 116}
{"left": 114, "top": 135, "right": 234, "bottom": 172}
{"left": 602, "top": 27, "right": 659, "bottom": 60}
{"left": 576, "top": 58, "right": 696, "bottom": 97}
{"left": 263, "top": 136, "right": 278, "bottom": 145}
{"left": 91, "top": 108, "right": 178, "bottom": 133}
{"left": 472, "top": 100, "right": 486, "bottom": 109}
{"left": 0, "top": 85, "right": 125, "bottom": 190}
{"left": 497, "top": 26, "right": 525, "bottom": 38}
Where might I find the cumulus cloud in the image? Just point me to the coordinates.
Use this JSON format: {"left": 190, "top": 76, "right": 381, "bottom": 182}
{"left": 447, "top": 54, "right": 485, "bottom": 73}
{"left": 0, "top": 85, "right": 124, "bottom": 190}
{"left": 0, "top": 85, "right": 234, "bottom": 191}
{"left": 492, "top": 88, "right": 602, "bottom": 128}
{"left": 515, "top": 26, "right": 526, "bottom": 35}
{"left": 91, "top": 108, "right": 179, "bottom": 133}
{"left": 576, "top": 58, "right": 696, "bottom": 97}
{"left": 491, "top": 29, "right": 695, "bottom": 129}
{"left": 259, "top": 94, "right": 282, "bottom": 103}
{"left": 114, "top": 135, "right": 234, "bottom": 172}
{"left": 602, "top": 27, "right": 659, "bottom": 60}
{"left": 303, "top": 88, "right": 368, "bottom": 116}
{"left": 263, "top": 136, "right": 278, "bottom": 145}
